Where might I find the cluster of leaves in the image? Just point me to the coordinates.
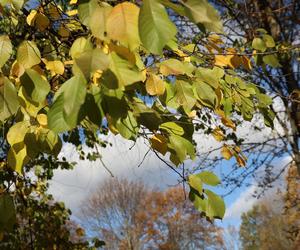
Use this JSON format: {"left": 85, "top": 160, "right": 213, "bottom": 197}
{"left": 0, "top": 0, "right": 276, "bottom": 230}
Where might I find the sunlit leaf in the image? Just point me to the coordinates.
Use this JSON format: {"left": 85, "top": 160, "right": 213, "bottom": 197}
{"left": 139, "top": 0, "right": 177, "bottom": 54}
{"left": 107, "top": 2, "right": 140, "bottom": 50}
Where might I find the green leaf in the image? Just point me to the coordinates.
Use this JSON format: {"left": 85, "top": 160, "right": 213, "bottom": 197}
{"left": 160, "top": 0, "right": 185, "bottom": 16}
{"left": 115, "top": 111, "right": 138, "bottom": 140}
{"left": 18, "top": 87, "right": 44, "bottom": 117}
{"left": 7, "top": 121, "right": 30, "bottom": 146}
{"left": 262, "top": 34, "right": 275, "bottom": 48}
{"left": 20, "top": 69, "right": 50, "bottom": 103}
{"left": 0, "top": 35, "right": 12, "bottom": 68}
{"left": 204, "top": 189, "right": 225, "bottom": 219}
{"left": 48, "top": 94, "right": 72, "bottom": 133}
{"left": 263, "top": 54, "right": 280, "bottom": 67}
{"left": 78, "top": 0, "right": 99, "bottom": 25}
{"left": 196, "top": 171, "right": 220, "bottom": 186}
{"left": 82, "top": 85, "right": 103, "bottom": 126}
{"left": 0, "top": 77, "right": 19, "bottom": 121}
{"left": 109, "top": 52, "right": 144, "bottom": 87}
{"left": 7, "top": 142, "right": 29, "bottom": 174}
{"left": 36, "top": 128, "right": 62, "bottom": 156}
{"left": 252, "top": 38, "right": 266, "bottom": 52}
{"left": 48, "top": 75, "right": 87, "bottom": 132}
{"left": 182, "top": 0, "right": 223, "bottom": 33}
{"left": 69, "top": 37, "right": 93, "bottom": 59}
{"left": 188, "top": 175, "right": 203, "bottom": 194}
{"left": 159, "top": 121, "right": 184, "bottom": 136}
{"left": 139, "top": 0, "right": 177, "bottom": 54}
{"left": 168, "top": 134, "right": 195, "bottom": 163}
{"left": 193, "top": 80, "right": 217, "bottom": 109}
{"left": 132, "top": 99, "right": 162, "bottom": 130}
{"left": 74, "top": 48, "right": 109, "bottom": 79}
{"left": 89, "top": 3, "right": 112, "bottom": 40}
{"left": 195, "top": 67, "right": 224, "bottom": 89}
{"left": 0, "top": 194, "right": 16, "bottom": 231}
{"left": 174, "top": 80, "right": 196, "bottom": 113}
{"left": 17, "top": 41, "right": 41, "bottom": 69}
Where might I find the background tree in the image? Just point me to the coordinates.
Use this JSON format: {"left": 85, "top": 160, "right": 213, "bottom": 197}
{"left": 239, "top": 191, "right": 299, "bottom": 250}
{"left": 80, "top": 178, "right": 224, "bottom": 250}
{"left": 284, "top": 163, "right": 300, "bottom": 246}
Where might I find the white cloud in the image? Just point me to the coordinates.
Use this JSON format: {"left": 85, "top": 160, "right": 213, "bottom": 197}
{"left": 48, "top": 134, "right": 180, "bottom": 214}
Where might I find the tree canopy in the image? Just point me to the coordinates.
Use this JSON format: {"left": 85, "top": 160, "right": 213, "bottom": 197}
{"left": 1, "top": 0, "right": 295, "bottom": 240}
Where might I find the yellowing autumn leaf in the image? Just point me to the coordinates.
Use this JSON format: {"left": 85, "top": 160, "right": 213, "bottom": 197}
{"left": 241, "top": 56, "right": 252, "bottom": 71}
{"left": 48, "top": 4, "right": 61, "bottom": 20}
{"left": 66, "top": 9, "right": 78, "bottom": 16}
{"left": 26, "top": 10, "right": 37, "bottom": 26}
{"left": 37, "top": 114, "right": 48, "bottom": 127}
{"left": 236, "top": 155, "right": 246, "bottom": 167}
{"left": 58, "top": 26, "right": 70, "bottom": 38}
{"left": 35, "top": 13, "right": 50, "bottom": 31}
{"left": 70, "top": 0, "right": 77, "bottom": 5}
{"left": 221, "top": 117, "right": 236, "bottom": 130}
{"left": 10, "top": 61, "right": 25, "bottom": 78}
{"left": 150, "top": 134, "right": 168, "bottom": 155}
{"left": 145, "top": 73, "right": 166, "bottom": 96}
{"left": 214, "top": 55, "right": 230, "bottom": 67}
{"left": 221, "top": 145, "right": 233, "bottom": 160}
{"left": 212, "top": 127, "right": 224, "bottom": 141}
{"left": 44, "top": 60, "right": 65, "bottom": 75}
{"left": 106, "top": 2, "right": 140, "bottom": 50}
{"left": 208, "top": 34, "right": 223, "bottom": 45}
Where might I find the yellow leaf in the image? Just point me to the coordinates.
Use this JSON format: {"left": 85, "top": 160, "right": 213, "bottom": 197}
{"left": 208, "top": 34, "right": 223, "bottom": 45}
{"left": 188, "top": 110, "right": 197, "bottom": 118}
{"left": 145, "top": 74, "right": 166, "bottom": 96}
{"left": 150, "top": 134, "right": 168, "bottom": 155}
{"left": 236, "top": 155, "right": 246, "bottom": 167}
{"left": 214, "top": 55, "right": 230, "bottom": 67}
{"left": 221, "top": 145, "right": 233, "bottom": 160}
{"left": 212, "top": 127, "right": 224, "bottom": 141}
{"left": 106, "top": 2, "right": 140, "bottom": 50}
{"left": 35, "top": 13, "right": 50, "bottom": 31}
{"left": 221, "top": 117, "right": 236, "bottom": 130}
{"left": 106, "top": 115, "right": 118, "bottom": 135}
{"left": 92, "top": 69, "right": 102, "bottom": 85}
{"left": 26, "top": 10, "right": 37, "bottom": 26}
{"left": 66, "top": 9, "right": 78, "bottom": 16}
{"left": 44, "top": 60, "right": 65, "bottom": 75}
{"left": 37, "top": 114, "right": 48, "bottom": 127}
{"left": 70, "top": 0, "right": 77, "bottom": 5}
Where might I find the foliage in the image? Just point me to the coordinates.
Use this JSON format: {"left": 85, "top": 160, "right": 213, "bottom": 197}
{"left": 239, "top": 191, "right": 299, "bottom": 250}
{"left": 284, "top": 163, "right": 300, "bottom": 246}
{"left": 0, "top": 0, "right": 278, "bottom": 233}
{"left": 80, "top": 178, "right": 224, "bottom": 250}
